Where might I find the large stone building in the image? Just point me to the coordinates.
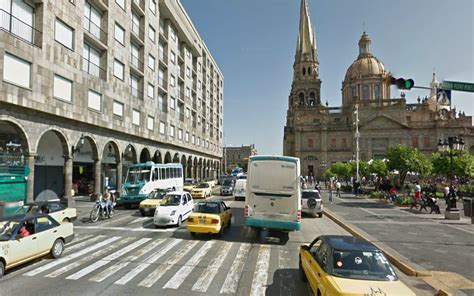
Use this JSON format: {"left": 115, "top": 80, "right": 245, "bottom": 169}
{"left": 224, "top": 144, "right": 257, "bottom": 172}
{"left": 0, "top": 0, "right": 224, "bottom": 205}
{"left": 283, "top": 0, "right": 474, "bottom": 178}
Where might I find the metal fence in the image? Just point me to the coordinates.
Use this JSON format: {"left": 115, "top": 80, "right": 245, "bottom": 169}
{"left": 0, "top": 9, "right": 42, "bottom": 47}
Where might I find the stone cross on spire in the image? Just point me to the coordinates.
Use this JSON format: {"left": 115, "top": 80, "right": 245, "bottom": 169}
{"left": 295, "top": 0, "right": 318, "bottom": 63}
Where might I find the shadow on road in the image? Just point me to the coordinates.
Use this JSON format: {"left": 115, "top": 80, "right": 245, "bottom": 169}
{"left": 265, "top": 268, "right": 309, "bottom": 296}
{"left": 335, "top": 201, "right": 395, "bottom": 209}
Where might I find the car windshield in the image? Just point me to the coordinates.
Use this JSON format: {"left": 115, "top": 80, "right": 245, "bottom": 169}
{"left": 161, "top": 194, "right": 181, "bottom": 206}
{"left": 302, "top": 191, "right": 321, "bottom": 199}
{"left": 196, "top": 183, "right": 209, "bottom": 188}
{"left": 195, "top": 203, "right": 220, "bottom": 214}
{"left": 331, "top": 249, "right": 397, "bottom": 281}
{"left": 126, "top": 166, "right": 151, "bottom": 183}
{"left": 0, "top": 221, "right": 19, "bottom": 241}
{"left": 150, "top": 190, "right": 168, "bottom": 199}
{"left": 223, "top": 180, "right": 233, "bottom": 186}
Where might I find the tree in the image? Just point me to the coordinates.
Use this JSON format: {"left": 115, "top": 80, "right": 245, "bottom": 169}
{"left": 369, "top": 160, "right": 389, "bottom": 178}
{"left": 386, "top": 145, "right": 432, "bottom": 184}
{"left": 326, "top": 162, "right": 352, "bottom": 179}
{"left": 226, "top": 163, "right": 239, "bottom": 174}
{"left": 349, "top": 161, "right": 369, "bottom": 179}
{"left": 431, "top": 150, "right": 474, "bottom": 178}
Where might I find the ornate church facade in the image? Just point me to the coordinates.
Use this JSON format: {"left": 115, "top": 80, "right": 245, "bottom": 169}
{"left": 283, "top": 0, "right": 474, "bottom": 178}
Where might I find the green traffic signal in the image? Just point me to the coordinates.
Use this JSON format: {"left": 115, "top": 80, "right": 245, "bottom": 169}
{"left": 404, "top": 79, "right": 414, "bottom": 89}
{"left": 389, "top": 76, "right": 415, "bottom": 90}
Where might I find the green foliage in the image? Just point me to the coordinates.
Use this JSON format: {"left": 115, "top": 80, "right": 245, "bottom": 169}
{"left": 395, "top": 195, "right": 413, "bottom": 205}
{"left": 386, "top": 145, "right": 432, "bottom": 184}
{"left": 370, "top": 191, "right": 383, "bottom": 198}
{"left": 226, "top": 164, "right": 239, "bottom": 174}
{"left": 349, "top": 161, "right": 370, "bottom": 178}
{"left": 326, "top": 162, "right": 352, "bottom": 179}
{"left": 369, "top": 160, "right": 389, "bottom": 177}
{"left": 431, "top": 150, "right": 474, "bottom": 178}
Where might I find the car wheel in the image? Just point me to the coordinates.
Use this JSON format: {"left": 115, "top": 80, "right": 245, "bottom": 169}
{"left": 318, "top": 212, "right": 323, "bottom": 218}
{"left": 299, "top": 259, "right": 307, "bottom": 282}
{"left": 217, "top": 224, "right": 224, "bottom": 238}
{"left": 51, "top": 239, "right": 64, "bottom": 259}
{"left": 176, "top": 215, "right": 182, "bottom": 227}
{"left": 0, "top": 260, "right": 4, "bottom": 279}
{"left": 228, "top": 218, "right": 232, "bottom": 229}
{"left": 190, "top": 232, "right": 196, "bottom": 237}
{"left": 63, "top": 217, "right": 71, "bottom": 223}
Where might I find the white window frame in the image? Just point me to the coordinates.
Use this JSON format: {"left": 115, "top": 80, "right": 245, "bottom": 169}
{"left": 170, "top": 75, "right": 176, "bottom": 87}
{"left": 88, "top": 89, "right": 102, "bottom": 112}
{"left": 115, "top": 0, "right": 125, "bottom": 10}
{"left": 170, "top": 97, "right": 176, "bottom": 110}
{"left": 147, "top": 115, "right": 154, "bottom": 130}
{"left": 53, "top": 74, "right": 73, "bottom": 102}
{"left": 178, "top": 128, "right": 183, "bottom": 140}
{"left": 169, "top": 125, "right": 175, "bottom": 137}
{"left": 132, "top": 109, "right": 140, "bottom": 126}
{"left": 148, "top": 25, "right": 155, "bottom": 42}
{"left": 186, "top": 66, "right": 191, "bottom": 78}
{"left": 113, "top": 100, "right": 124, "bottom": 117}
{"left": 185, "top": 132, "right": 189, "bottom": 142}
{"left": 55, "top": 18, "right": 74, "bottom": 50}
{"left": 114, "top": 23, "right": 125, "bottom": 45}
{"left": 159, "top": 121, "right": 166, "bottom": 134}
{"left": 113, "top": 59, "right": 124, "bottom": 80}
{"left": 170, "top": 51, "right": 176, "bottom": 64}
{"left": 148, "top": 54, "right": 155, "bottom": 70}
{"left": 147, "top": 83, "right": 154, "bottom": 99}
{"left": 149, "top": 0, "right": 156, "bottom": 14}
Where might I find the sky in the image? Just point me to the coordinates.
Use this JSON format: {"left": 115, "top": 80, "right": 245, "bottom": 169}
{"left": 181, "top": 0, "right": 474, "bottom": 155}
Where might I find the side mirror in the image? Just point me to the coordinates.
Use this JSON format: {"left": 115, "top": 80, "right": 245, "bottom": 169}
{"left": 16, "top": 234, "right": 22, "bottom": 240}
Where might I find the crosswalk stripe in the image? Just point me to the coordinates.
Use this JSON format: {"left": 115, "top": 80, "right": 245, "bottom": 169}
{"left": 66, "top": 235, "right": 106, "bottom": 253}
{"left": 250, "top": 245, "right": 271, "bottom": 296}
{"left": 45, "top": 237, "right": 134, "bottom": 278}
{"left": 191, "top": 241, "right": 232, "bottom": 292}
{"left": 277, "top": 247, "right": 295, "bottom": 295}
{"left": 127, "top": 217, "right": 150, "bottom": 225}
{"left": 89, "top": 239, "right": 166, "bottom": 283}
{"left": 138, "top": 240, "right": 199, "bottom": 288}
{"left": 68, "top": 234, "right": 93, "bottom": 245}
{"left": 219, "top": 243, "right": 251, "bottom": 294}
{"left": 66, "top": 237, "right": 151, "bottom": 280}
{"left": 24, "top": 236, "right": 121, "bottom": 277}
{"left": 163, "top": 240, "right": 215, "bottom": 289}
{"left": 114, "top": 239, "right": 182, "bottom": 285}
{"left": 74, "top": 225, "right": 176, "bottom": 233}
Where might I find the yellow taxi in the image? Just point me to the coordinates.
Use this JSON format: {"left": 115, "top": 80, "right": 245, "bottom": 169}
{"left": 183, "top": 180, "right": 198, "bottom": 193}
{"left": 191, "top": 183, "right": 212, "bottom": 199}
{"left": 0, "top": 214, "right": 74, "bottom": 278}
{"left": 139, "top": 188, "right": 170, "bottom": 216}
{"left": 299, "top": 235, "right": 415, "bottom": 296}
{"left": 187, "top": 200, "right": 232, "bottom": 237}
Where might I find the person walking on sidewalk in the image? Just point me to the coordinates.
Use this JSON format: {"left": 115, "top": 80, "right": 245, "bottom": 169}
{"left": 335, "top": 180, "right": 341, "bottom": 198}
{"left": 328, "top": 181, "right": 333, "bottom": 204}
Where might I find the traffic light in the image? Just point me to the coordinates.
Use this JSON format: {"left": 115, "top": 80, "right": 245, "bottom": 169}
{"left": 389, "top": 76, "right": 415, "bottom": 90}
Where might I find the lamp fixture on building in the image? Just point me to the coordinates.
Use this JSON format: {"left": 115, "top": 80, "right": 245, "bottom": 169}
{"left": 71, "top": 134, "right": 85, "bottom": 155}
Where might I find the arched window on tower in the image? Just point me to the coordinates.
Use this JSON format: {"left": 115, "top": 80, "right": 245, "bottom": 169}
{"left": 299, "top": 93, "right": 305, "bottom": 106}
{"left": 374, "top": 84, "right": 381, "bottom": 102}
{"left": 308, "top": 67, "right": 311, "bottom": 76}
{"left": 309, "top": 92, "right": 316, "bottom": 106}
{"left": 362, "top": 85, "right": 369, "bottom": 100}
{"left": 302, "top": 68, "right": 306, "bottom": 76}
{"left": 351, "top": 86, "right": 357, "bottom": 101}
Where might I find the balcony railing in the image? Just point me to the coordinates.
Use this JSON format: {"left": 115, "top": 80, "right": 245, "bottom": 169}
{"left": 130, "top": 54, "right": 144, "bottom": 71}
{"left": 177, "top": 90, "right": 184, "bottom": 101}
{"left": 131, "top": 87, "right": 143, "bottom": 100}
{"left": 131, "top": 22, "right": 145, "bottom": 42}
{"left": 83, "top": 16, "right": 107, "bottom": 45}
{"left": 158, "top": 77, "right": 168, "bottom": 90}
{"left": 158, "top": 51, "right": 168, "bottom": 65}
{"left": 132, "top": 0, "right": 145, "bottom": 14}
{"left": 82, "top": 57, "right": 106, "bottom": 80}
{"left": 0, "top": 9, "right": 42, "bottom": 47}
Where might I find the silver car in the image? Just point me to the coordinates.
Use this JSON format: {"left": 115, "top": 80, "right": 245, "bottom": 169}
{"left": 301, "top": 189, "right": 323, "bottom": 218}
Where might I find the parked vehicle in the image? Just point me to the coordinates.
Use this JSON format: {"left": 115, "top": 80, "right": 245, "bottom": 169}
{"left": 301, "top": 189, "right": 323, "bottom": 218}
{"left": 90, "top": 198, "right": 114, "bottom": 222}
{"left": 220, "top": 179, "right": 235, "bottom": 196}
{"left": 299, "top": 235, "right": 415, "bottom": 296}
{"left": 118, "top": 162, "right": 184, "bottom": 208}
{"left": 154, "top": 191, "right": 193, "bottom": 227}
{"left": 183, "top": 178, "right": 198, "bottom": 192}
{"left": 234, "top": 179, "right": 247, "bottom": 201}
{"left": 244, "top": 155, "right": 301, "bottom": 232}
{"left": 231, "top": 167, "right": 244, "bottom": 177}
{"left": 18, "top": 201, "right": 77, "bottom": 223}
{"left": 0, "top": 213, "right": 74, "bottom": 278}
{"left": 187, "top": 200, "right": 232, "bottom": 237}
{"left": 139, "top": 188, "right": 171, "bottom": 216}
{"left": 191, "top": 183, "right": 212, "bottom": 199}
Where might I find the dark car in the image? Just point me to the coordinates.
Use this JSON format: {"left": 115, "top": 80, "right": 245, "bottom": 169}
{"left": 220, "top": 179, "right": 235, "bottom": 196}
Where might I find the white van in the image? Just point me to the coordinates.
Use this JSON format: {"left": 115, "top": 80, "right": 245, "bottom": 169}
{"left": 234, "top": 179, "right": 247, "bottom": 201}
{"left": 244, "top": 155, "right": 301, "bottom": 231}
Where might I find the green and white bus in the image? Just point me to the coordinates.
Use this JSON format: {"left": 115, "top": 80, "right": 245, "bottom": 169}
{"left": 118, "top": 162, "right": 183, "bottom": 207}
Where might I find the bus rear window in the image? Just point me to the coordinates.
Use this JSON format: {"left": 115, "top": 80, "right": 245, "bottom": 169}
{"left": 249, "top": 161, "right": 297, "bottom": 193}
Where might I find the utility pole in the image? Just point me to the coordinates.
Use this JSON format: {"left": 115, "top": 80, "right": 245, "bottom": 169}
{"left": 354, "top": 104, "right": 360, "bottom": 182}
{"left": 223, "top": 133, "right": 227, "bottom": 175}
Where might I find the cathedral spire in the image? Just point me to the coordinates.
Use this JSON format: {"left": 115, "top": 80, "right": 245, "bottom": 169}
{"left": 295, "top": 0, "right": 317, "bottom": 63}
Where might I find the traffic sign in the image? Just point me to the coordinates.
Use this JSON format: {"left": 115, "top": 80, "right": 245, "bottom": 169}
{"left": 441, "top": 81, "right": 474, "bottom": 93}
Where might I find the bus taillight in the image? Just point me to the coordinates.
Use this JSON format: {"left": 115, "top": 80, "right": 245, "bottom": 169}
{"left": 244, "top": 205, "right": 249, "bottom": 217}
{"left": 297, "top": 210, "right": 301, "bottom": 222}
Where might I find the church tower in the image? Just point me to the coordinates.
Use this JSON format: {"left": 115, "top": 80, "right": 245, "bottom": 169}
{"left": 284, "top": 0, "right": 323, "bottom": 158}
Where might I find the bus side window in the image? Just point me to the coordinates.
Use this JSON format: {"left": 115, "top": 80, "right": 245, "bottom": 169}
{"left": 166, "top": 168, "right": 170, "bottom": 179}
{"left": 161, "top": 168, "right": 166, "bottom": 180}
{"left": 153, "top": 168, "right": 159, "bottom": 181}
{"left": 179, "top": 168, "right": 182, "bottom": 178}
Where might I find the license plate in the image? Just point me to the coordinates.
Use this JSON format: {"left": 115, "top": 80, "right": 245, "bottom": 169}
{"left": 199, "top": 219, "right": 206, "bottom": 224}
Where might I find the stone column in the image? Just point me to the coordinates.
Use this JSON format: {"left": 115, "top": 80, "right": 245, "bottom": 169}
{"left": 64, "top": 155, "right": 74, "bottom": 208}
{"left": 94, "top": 158, "right": 102, "bottom": 195}
{"left": 27, "top": 153, "right": 37, "bottom": 204}
{"left": 116, "top": 159, "right": 122, "bottom": 196}
{"left": 182, "top": 164, "right": 187, "bottom": 180}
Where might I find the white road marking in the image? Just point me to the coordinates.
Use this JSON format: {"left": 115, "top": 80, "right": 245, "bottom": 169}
{"left": 219, "top": 243, "right": 251, "bottom": 294}
{"left": 96, "top": 215, "right": 134, "bottom": 227}
{"left": 66, "top": 235, "right": 106, "bottom": 253}
{"left": 74, "top": 225, "right": 176, "bottom": 232}
{"left": 89, "top": 239, "right": 166, "bottom": 282}
{"left": 138, "top": 240, "right": 198, "bottom": 288}
{"left": 114, "top": 239, "right": 182, "bottom": 285}
{"left": 278, "top": 246, "right": 295, "bottom": 295}
{"left": 24, "top": 236, "right": 121, "bottom": 276}
{"left": 67, "top": 234, "right": 93, "bottom": 245}
{"left": 127, "top": 217, "right": 151, "bottom": 225}
{"left": 66, "top": 237, "right": 151, "bottom": 280}
{"left": 45, "top": 237, "right": 134, "bottom": 278}
{"left": 192, "top": 241, "right": 233, "bottom": 292}
{"left": 250, "top": 245, "right": 271, "bottom": 296}
{"left": 163, "top": 240, "right": 215, "bottom": 289}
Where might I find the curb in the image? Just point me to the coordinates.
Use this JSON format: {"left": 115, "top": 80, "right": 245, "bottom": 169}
{"left": 323, "top": 208, "right": 430, "bottom": 278}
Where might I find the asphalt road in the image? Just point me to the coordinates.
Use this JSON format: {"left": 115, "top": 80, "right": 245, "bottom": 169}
{"left": 1, "top": 188, "right": 434, "bottom": 296}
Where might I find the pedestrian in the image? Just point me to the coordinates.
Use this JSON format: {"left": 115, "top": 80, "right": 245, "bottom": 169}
{"left": 335, "top": 180, "right": 341, "bottom": 198}
{"left": 444, "top": 184, "right": 450, "bottom": 205}
{"left": 328, "top": 181, "right": 333, "bottom": 204}
{"left": 414, "top": 181, "right": 421, "bottom": 201}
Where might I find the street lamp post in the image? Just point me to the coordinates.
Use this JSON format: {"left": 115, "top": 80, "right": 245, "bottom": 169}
{"left": 354, "top": 104, "right": 360, "bottom": 183}
{"left": 437, "top": 136, "right": 465, "bottom": 212}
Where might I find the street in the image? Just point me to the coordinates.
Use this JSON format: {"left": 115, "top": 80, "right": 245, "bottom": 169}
{"left": 0, "top": 187, "right": 438, "bottom": 296}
